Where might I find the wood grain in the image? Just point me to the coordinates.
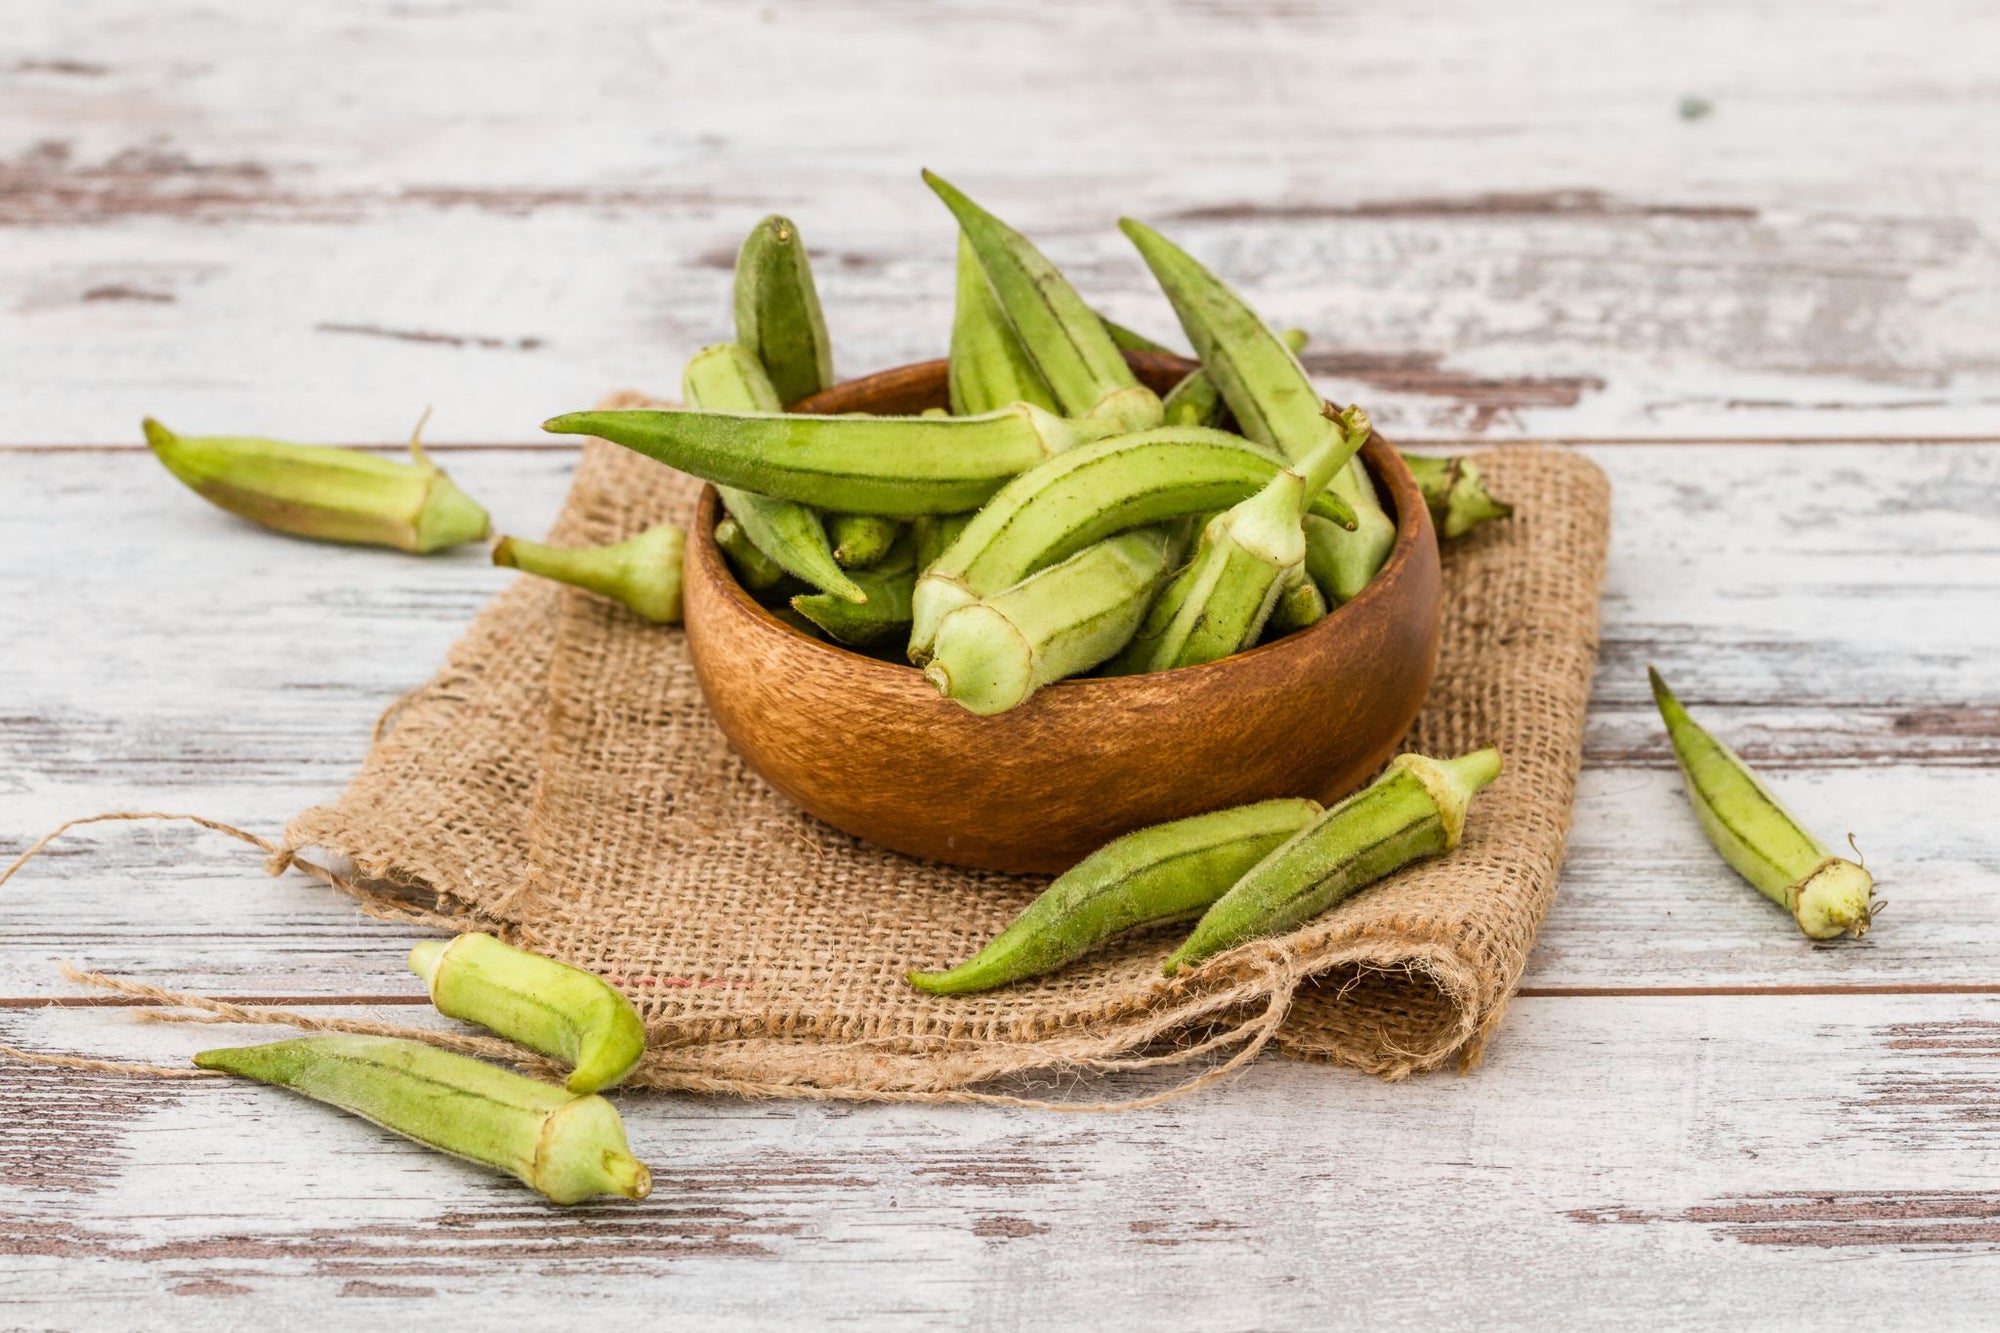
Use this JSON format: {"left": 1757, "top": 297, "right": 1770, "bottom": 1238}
{"left": 3, "top": 1, "right": 1997, "bottom": 444}
{"left": 4, "top": 995, "right": 1999, "bottom": 1327}
{"left": 5, "top": 2, "right": 1999, "bottom": 1324}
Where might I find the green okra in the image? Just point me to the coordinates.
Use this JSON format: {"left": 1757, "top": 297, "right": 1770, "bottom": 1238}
{"left": 714, "top": 516, "right": 788, "bottom": 592}
{"left": 1121, "top": 220, "right": 1396, "bottom": 600}
{"left": 194, "top": 1036, "right": 651, "bottom": 1205}
{"left": 142, "top": 416, "right": 490, "bottom": 554}
{"left": 828, "top": 512, "right": 901, "bottom": 568}
{"left": 1098, "top": 315, "right": 1176, "bottom": 356}
{"left": 544, "top": 401, "right": 1116, "bottom": 517}
{"left": 1166, "top": 749, "right": 1503, "bottom": 975}
{"left": 1650, "top": 668, "right": 1875, "bottom": 940}
{"left": 909, "top": 798, "right": 1324, "bottom": 994}
{"left": 1403, "top": 453, "right": 1514, "bottom": 540}
{"left": 923, "top": 170, "right": 1162, "bottom": 433}
{"left": 683, "top": 343, "right": 866, "bottom": 604}
{"left": 793, "top": 533, "right": 918, "bottom": 647}
{"left": 907, "top": 426, "right": 1357, "bottom": 659}
{"left": 923, "top": 525, "right": 1182, "bottom": 715}
{"left": 409, "top": 932, "right": 648, "bottom": 1094}
{"left": 912, "top": 512, "right": 975, "bottom": 574}
{"left": 1162, "top": 327, "right": 1309, "bottom": 429}
{"left": 1107, "top": 408, "right": 1369, "bottom": 674}
{"left": 1265, "top": 563, "right": 1328, "bottom": 638}
{"left": 1302, "top": 465, "right": 1398, "bottom": 605}
{"left": 493, "top": 524, "right": 685, "bottom": 625}
{"left": 949, "top": 232, "right": 1058, "bottom": 417}
{"left": 733, "top": 213, "right": 834, "bottom": 406}
{"left": 1120, "top": 222, "right": 1327, "bottom": 464}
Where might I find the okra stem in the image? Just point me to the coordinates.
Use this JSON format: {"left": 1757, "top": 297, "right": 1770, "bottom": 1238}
{"left": 492, "top": 525, "right": 686, "bottom": 625}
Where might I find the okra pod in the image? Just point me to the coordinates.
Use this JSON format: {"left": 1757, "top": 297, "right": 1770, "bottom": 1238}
{"left": 544, "top": 401, "right": 1116, "bottom": 516}
{"left": 912, "top": 512, "right": 975, "bottom": 574}
{"left": 733, "top": 213, "right": 834, "bottom": 406}
{"left": 1166, "top": 749, "right": 1503, "bottom": 975}
{"left": 1162, "top": 328, "right": 1309, "bottom": 430}
{"left": 1649, "top": 668, "right": 1875, "bottom": 939}
{"left": 408, "top": 932, "right": 647, "bottom": 1094}
{"left": 827, "top": 512, "right": 901, "bottom": 569}
{"left": 194, "top": 1036, "right": 651, "bottom": 1205}
{"left": 1097, "top": 315, "right": 1176, "bottom": 356}
{"left": 142, "top": 417, "right": 490, "bottom": 554}
{"left": 1122, "top": 220, "right": 1396, "bottom": 599}
{"left": 683, "top": 343, "right": 866, "bottom": 604}
{"left": 492, "top": 524, "right": 685, "bottom": 625}
{"left": 909, "top": 798, "right": 1324, "bottom": 994}
{"left": 923, "top": 170, "right": 1162, "bottom": 433}
{"left": 793, "top": 533, "right": 918, "bottom": 647}
{"left": 907, "top": 426, "right": 1357, "bottom": 659}
{"left": 1107, "top": 409, "right": 1368, "bottom": 674}
{"left": 949, "top": 232, "right": 1058, "bottom": 416}
{"left": 1265, "top": 563, "right": 1328, "bottom": 637}
{"left": 923, "top": 525, "right": 1181, "bottom": 715}
{"left": 1403, "top": 453, "right": 1514, "bottom": 539}
{"left": 714, "top": 516, "right": 788, "bottom": 592}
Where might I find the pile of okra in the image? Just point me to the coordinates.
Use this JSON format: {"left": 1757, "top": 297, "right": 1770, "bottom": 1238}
{"left": 538, "top": 170, "right": 1508, "bottom": 716}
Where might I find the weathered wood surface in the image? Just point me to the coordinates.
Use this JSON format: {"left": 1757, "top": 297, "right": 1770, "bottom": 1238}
{"left": 4, "top": 1, "right": 1999, "bottom": 445}
{"left": 5, "top": 997, "right": 2000, "bottom": 1329}
{"left": 7, "top": 1, "right": 2000, "bottom": 1328}
{"left": 5, "top": 444, "right": 1994, "bottom": 996}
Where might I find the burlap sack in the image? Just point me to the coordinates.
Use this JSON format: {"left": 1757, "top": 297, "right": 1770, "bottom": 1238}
{"left": 288, "top": 432, "right": 1610, "bottom": 1102}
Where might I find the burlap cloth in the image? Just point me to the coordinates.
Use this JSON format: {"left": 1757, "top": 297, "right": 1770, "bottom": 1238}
{"left": 286, "top": 430, "right": 1610, "bottom": 1103}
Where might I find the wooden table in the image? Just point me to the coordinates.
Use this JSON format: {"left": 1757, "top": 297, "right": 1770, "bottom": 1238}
{"left": 4, "top": 3, "right": 1997, "bottom": 1326}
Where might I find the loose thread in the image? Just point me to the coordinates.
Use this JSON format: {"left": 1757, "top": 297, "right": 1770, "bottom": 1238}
{"left": 0, "top": 1044, "right": 221, "bottom": 1080}
{"left": 0, "top": 811, "right": 285, "bottom": 890}
{"left": 0, "top": 812, "right": 466, "bottom": 1080}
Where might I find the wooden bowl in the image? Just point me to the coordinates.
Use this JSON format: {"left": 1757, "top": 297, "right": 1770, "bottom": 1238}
{"left": 681, "top": 352, "right": 1442, "bottom": 873}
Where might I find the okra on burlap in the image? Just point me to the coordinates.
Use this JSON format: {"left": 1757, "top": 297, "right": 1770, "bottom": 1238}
{"left": 287, "top": 404, "right": 1611, "bottom": 1101}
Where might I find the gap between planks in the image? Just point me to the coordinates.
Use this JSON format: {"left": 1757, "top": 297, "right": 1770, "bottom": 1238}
{"left": 6, "top": 983, "right": 1999, "bottom": 1009}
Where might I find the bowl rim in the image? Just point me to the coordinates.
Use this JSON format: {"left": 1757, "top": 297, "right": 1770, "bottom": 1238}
{"left": 691, "top": 352, "right": 1436, "bottom": 693}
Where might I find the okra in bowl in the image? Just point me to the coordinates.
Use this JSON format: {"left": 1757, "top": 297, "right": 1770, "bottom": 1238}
{"left": 680, "top": 351, "right": 1441, "bottom": 874}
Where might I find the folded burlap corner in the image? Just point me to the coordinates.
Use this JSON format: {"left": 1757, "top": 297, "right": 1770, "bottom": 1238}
{"left": 288, "top": 429, "right": 1610, "bottom": 1102}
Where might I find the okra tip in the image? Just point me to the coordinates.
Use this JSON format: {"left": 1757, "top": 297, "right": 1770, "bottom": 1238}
{"left": 140, "top": 416, "right": 176, "bottom": 450}
{"left": 541, "top": 413, "right": 596, "bottom": 437}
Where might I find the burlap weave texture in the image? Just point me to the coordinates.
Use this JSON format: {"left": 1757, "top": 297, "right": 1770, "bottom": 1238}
{"left": 288, "top": 435, "right": 1610, "bottom": 1099}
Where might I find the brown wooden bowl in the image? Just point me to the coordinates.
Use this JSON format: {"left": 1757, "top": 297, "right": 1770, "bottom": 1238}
{"left": 681, "top": 352, "right": 1442, "bottom": 874}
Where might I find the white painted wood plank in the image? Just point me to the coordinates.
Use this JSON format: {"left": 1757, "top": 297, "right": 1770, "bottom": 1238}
{"left": 3, "top": 1, "right": 1998, "bottom": 443}
{"left": 4, "top": 994, "right": 1999, "bottom": 1329}
{"left": 3, "top": 443, "right": 1996, "bottom": 996}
